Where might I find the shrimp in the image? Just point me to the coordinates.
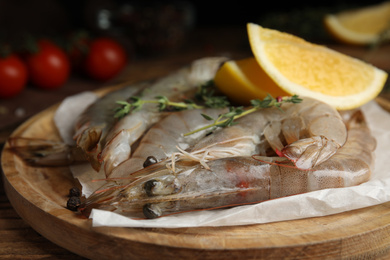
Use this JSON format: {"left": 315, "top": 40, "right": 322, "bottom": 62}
{"left": 80, "top": 97, "right": 362, "bottom": 219}
{"left": 73, "top": 81, "right": 150, "bottom": 171}
{"left": 77, "top": 56, "right": 228, "bottom": 174}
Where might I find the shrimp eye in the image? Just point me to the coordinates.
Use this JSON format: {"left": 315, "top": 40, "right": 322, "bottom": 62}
{"left": 143, "top": 156, "right": 158, "bottom": 168}
{"left": 34, "top": 152, "right": 45, "bottom": 157}
{"left": 143, "top": 203, "right": 161, "bottom": 219}
{"left": 144, "top": 176, "right": 177, "bottom": 196}
{"left": 144, "top": 180, "right": 158, "bottom": 196}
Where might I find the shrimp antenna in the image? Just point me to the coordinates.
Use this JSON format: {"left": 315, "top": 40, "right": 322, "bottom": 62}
{"left": 94, "top": 184, "right": 130, "bottom": 194}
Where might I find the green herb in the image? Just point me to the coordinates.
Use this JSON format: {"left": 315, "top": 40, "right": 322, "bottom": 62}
{"left": 114, "top": 81, "right": 230, "bottom": 119}
{"left": 195, "top": 81, "right": 230, "bottom": 108}
{"left": 183, "top": 94, "right": 302, "bottom": 136}
{"left": 114, "top": 96, "right": 204, "bottom": 119}
{"left": 113, "top": 83, "right": 302, "bottom": 137}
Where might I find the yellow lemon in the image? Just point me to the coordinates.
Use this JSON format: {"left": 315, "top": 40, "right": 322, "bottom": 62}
{"left": 214, "top": 57, "right": 289, "bottom": 105}
{"left": 242, "top": 23, "right": 388, "bottom": 110}
{"left": 324, "top": 1, "right": 390, "bottom": 45}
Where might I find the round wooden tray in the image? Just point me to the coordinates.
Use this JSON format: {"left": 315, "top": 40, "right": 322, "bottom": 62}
{"left": 2, "top": 94, "right": 390, "bottom": 260}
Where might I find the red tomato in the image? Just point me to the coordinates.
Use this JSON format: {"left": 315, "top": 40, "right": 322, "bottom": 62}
{"left": 25, "top": 39, "right": 70, "bottom": 89}
{"left": 84, "top": 38, "right": 127, "bottom": 81}
{"left": 0, "top": 55, "right": 28, "bottom": 98}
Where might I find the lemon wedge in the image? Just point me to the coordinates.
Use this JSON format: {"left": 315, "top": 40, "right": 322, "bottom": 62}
{"left": 214, "top": 57, "right": 289, "bottom": 105}
{"left": 324, "top": 1, "right": 390, "bottom": 45}
{"left": 239, "top": 23, "right": 387, "bottom": 110}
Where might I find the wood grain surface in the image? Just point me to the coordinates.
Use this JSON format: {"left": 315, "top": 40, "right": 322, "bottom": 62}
{"left": 2, "top": 88, "right": 390, "bottom": 259}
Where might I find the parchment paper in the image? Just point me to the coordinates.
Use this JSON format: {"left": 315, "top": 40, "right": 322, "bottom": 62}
{"left": 54, "top": 92, "right": 390, "bottom": 228}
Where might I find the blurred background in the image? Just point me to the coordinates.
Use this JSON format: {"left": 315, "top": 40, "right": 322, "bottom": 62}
{"left": 0, "top": 0, "right": 388, "bottom": 131}
{"left": 0, "top": 0, "right": 385, "bottom": 56}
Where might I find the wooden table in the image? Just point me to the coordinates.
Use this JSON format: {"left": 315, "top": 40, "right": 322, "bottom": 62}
{"left": 1, "top": 25, "right": 390, "bottom": 259}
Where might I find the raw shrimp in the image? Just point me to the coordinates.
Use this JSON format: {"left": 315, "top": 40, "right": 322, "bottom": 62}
{"left": 73, "top": 81, "right": 150, "bottom": 170}
{"left": 77, "top": 56, "right": 228, "bottom": 174}
{"left": 80, "top": 97, "right": 359, "bottom": 219}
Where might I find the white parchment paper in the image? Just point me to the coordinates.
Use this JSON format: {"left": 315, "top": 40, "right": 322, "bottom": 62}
{"left": 54, "top": 92, "right": 390, "bottom": 228}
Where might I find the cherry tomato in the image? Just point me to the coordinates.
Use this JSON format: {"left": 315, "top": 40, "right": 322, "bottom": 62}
{"left": 0, "top": 54, "right": 28, "bottom": 98}
{"left": 25, "top": 39, "right": 70, "bottom": 89}
{"left": 84, "top": 38, "right": 127, "bottom": 81}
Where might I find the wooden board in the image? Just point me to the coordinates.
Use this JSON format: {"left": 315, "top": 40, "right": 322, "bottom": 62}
{"left": 2, "top": 94, "right": 390, "bottom": 260}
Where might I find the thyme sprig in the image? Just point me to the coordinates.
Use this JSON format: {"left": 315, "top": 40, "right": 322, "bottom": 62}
{"left": 183, "top": 94, "right": 302, "bottom": 136}
{"left": 114, "top": 82, "right": 229, "bottom": 119}
{"left": 113, "top": 82, "right": 302, "bottom": 137}
{"left": 114, "top": 96, "right": 205, "bottom": 118}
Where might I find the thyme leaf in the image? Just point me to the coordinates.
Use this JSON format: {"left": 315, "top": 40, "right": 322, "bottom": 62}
{"left": 195, "top": 81, "right": 230, "bottom": 108}
{"left": 201, "top": 113, "right": 214, "bottom": 121}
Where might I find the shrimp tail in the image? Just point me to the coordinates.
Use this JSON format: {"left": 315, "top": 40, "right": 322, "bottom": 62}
{"left": 264, "top": 99, "right": 348, "bottom": 170}
{"left": 281, "top": 136, "right": 340, "bottom": 170}
{"left": 73, "top": 125, "right": 108, "bottom": 171}
{"left": 74, "top": 125, "right": 103, "bottom": 153}
{"left": 7, "top": 137, "right": 86, "bottom": 167}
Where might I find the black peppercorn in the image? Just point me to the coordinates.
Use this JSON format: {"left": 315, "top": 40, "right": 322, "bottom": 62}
{"left": 67, "top": 196, "right": 81, "bottom": 211}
